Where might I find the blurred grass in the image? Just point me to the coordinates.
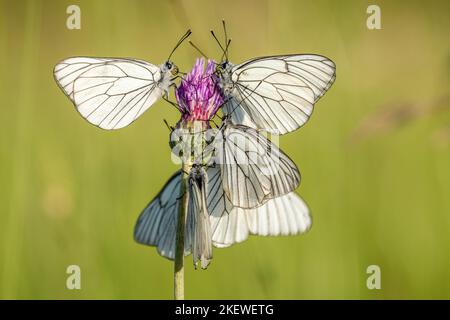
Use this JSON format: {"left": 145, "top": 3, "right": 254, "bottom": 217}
{"left": 0, "top": 0, "right": 450, "bottom": 299}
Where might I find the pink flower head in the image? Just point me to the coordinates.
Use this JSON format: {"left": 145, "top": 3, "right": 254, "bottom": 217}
{"left": 175, "top": 58, "right": 224, "bottom": 121}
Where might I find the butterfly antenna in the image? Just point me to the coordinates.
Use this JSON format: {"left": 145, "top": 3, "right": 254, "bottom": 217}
{"left": 168, "top": 29, "right": 192, "bottom": 61}
{"left": 210, "top": 29, "right": 226, "bottom": 57}
{"left": 188, "top": 40, "right": 209, "bottom": 59}
{"left": 221, "top": 38, "right": 232, "bottom": 62}
{"left": 222, "top": 20, "right": 228, "bottom": 48}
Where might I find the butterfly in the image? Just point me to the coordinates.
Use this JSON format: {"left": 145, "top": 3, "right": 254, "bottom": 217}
{"left": 209, "top": 21, "right": 336, "bottom": 135}
{"left": 133, "top": 165, "right": 213, "bottom": 269}
{"left": 169, "top": 119, "right": 301, "bottom": 208}
{"left": 133, "top": 166, "right": 311, "bottom": 267}
{"left": 205, "top": 121, "right": 301, "bottom": 209}
{"left": 53, "top": 30, "right": 191, "bottom": 130}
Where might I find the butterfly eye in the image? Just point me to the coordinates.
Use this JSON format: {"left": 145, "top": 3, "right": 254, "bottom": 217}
{"left": 165, "top": 61, "right": 172, "bottom": 69}
{"left": 171, "top": 65, "right": 179, "bottom": 76}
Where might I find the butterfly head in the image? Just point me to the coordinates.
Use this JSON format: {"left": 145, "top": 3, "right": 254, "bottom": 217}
{"left": 190, "top": 164, "right": 205, "bottom": 180}
{"left": 163, "top": 60, "right": 179, "bottom": 76}
{"left": 215, "top": 61, "right": 234, "bottom": 94}
{"left": 215, "top": 61, "right": 232, "bottom": 76}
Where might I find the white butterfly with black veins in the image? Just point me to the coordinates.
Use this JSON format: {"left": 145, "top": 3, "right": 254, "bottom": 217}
{"left": 53, "top": 30, "right": 191, "bottom": 130}
{"left": 134, "top": 166, "right": 214, "bottom": 269}
{"left": 207, "top": 121, "right": 301, "bottom": 209}
{"left": 210, "top": 22, "right": 336, "bottom": 135}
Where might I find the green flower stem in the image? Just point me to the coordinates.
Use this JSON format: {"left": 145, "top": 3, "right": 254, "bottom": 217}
{"left": 174, "top": 163, "right": 189, "bottom": 300}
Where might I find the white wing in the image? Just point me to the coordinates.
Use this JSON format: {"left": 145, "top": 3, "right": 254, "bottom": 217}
{"left": 206, "top": 166, "right": 249, "bottom": 247}
{"left": 222, "top": 54, "right": 336, "bottom": 135}
{"left": 206, "top": 167, "right": 310, "bottom": 248}
{"left": 245, "top": 192, "right": 311, "bottom": 236}
{"left": 134, "top": 171, "right": 192, "bottom": 260}
{"left": 188, "top": 167, "right": 213, "bottom": 269}
{"left": 54, "top": 57, "right": 166, "bottom": 130}
{"left": 213, "top": 123, "right": 300, "bottom": 209}
{"left": 222, "top": 98, "right": 258, "bottom": 130}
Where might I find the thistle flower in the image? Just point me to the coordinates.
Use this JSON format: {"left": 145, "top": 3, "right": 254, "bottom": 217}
{"left": 175, "top": 58, "right": 224, "bottom": 122}
{"left": 170, "top": 58, "right": 224, "bottom": 166}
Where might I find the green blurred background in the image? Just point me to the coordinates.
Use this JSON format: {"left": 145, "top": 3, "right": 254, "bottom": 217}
{"left": 1, "top": 0, "right": 450, "bottom": 299}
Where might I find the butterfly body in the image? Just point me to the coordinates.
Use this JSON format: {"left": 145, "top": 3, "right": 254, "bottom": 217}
{"left": 159, "top": 60, "right": 179, "bottom": 94}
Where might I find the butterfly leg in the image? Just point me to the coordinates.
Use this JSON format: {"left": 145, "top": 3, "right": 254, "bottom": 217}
{"left": 163, "top": 119, "right": 174, "bottom": 132}
{"left": 163, "top": 95, "right": 180, "bottom": 111}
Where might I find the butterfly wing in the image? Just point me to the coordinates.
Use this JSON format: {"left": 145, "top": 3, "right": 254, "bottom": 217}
{"left": 222, "top": 54, "right": 336, "bottom": 135}
{"left": 212, "top": 123, "right": 300, "bottom": 209}
{"left": 54, "top": 57, "right": 167, "bottom": 130}
{"left": 207, "top": 172, "right": 311, "bottom": 248}
{"left": 245, "top": 192, "right": 311, "bottom": 236}
{"left": 134, "top": 171, "right": 192, "bottom": 260}
{"left": 206, "top": 166, "right": 249, "bottom": 248}
{"left": 188, "top": 167, "right": 213, "bottom": 269}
